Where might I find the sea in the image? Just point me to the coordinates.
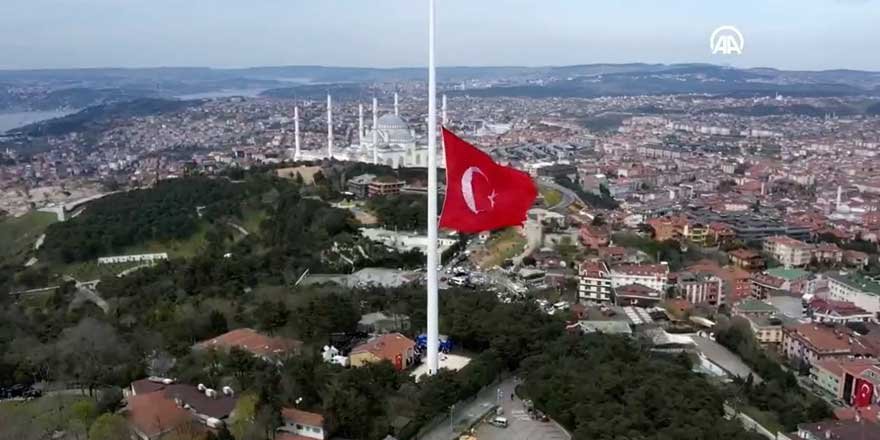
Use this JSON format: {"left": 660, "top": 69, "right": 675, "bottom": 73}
{"left": 0, "top": 109, "right": 74, "bottom": 133}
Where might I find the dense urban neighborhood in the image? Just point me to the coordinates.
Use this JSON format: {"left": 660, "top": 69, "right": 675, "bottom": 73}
{"left": 3, "top": 61, "right": 880, "bottom": 440}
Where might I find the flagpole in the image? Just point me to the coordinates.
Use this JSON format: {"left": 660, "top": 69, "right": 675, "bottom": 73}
{"left": 426, "top": 0, "right": 440, "bottom": 376}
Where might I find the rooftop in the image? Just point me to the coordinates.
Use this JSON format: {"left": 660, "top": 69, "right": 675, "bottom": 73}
{"left": 825, "top": 271, "right": 880, "bottom": 296}
{"left": 281, "top": 407, "right": 324, "bottom": 427}
{"left": 764, "top": 267, "right": 811, "bottom": 281}
{"left": 734, "top": 298, "right": 779, "bottom": 314}
{"left": 196, "top": 328, "right": 303, "bottom": 359}
{"left": 351, "top": 332, "right": 415, "bottom": 361}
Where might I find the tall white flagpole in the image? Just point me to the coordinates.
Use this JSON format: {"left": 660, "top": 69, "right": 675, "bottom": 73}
{"left": 426, "top": 0, "right": 440, "bottom": 375}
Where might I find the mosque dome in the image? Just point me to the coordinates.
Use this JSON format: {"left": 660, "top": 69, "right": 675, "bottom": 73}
{"left": 376, "top": 114, "right": 414, "bottom": 144}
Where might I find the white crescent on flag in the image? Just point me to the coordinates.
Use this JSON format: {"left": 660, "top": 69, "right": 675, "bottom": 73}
{"left": 461, "top": 166, "right": 490, "bottom": 214}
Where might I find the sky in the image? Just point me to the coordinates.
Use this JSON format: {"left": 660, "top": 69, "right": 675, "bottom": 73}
{"left": 0, "top": 0, "right": 877, "bottom": 71}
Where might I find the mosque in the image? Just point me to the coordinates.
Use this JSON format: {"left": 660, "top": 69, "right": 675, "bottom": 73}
{"left": 292, "top": 93, "right": 447, "bottom": 169}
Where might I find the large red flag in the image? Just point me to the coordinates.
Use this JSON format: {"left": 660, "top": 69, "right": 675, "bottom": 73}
{"left": 439, "top": 128, "right": 537, "bottom": 233}
{"left": 853, "top": 378, "right": 874, "bottom": 408}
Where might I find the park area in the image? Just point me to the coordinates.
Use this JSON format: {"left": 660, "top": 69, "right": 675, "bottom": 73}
{"left": 470, "top": 228, "right": 527, "bottom": 269}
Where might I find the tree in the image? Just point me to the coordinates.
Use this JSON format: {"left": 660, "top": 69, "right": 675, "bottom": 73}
{"left": 56, "top": 318, "right": 131, "bottom": 394}
{"left": 208, "top": 310, "right": 229, "bottom": 336}
{"left": 229, "top": 393, "right": 261, "bottom": 440}
{"left": 88, "top": 413, "right": 130, "bottom": 440}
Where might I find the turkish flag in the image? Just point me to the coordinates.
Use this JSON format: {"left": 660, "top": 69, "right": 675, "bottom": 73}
{"left": 854, "top": 378, "right": 874, "bottom": 408}
{"left": 440, "top": 128, "right": 537, "bottom": 233}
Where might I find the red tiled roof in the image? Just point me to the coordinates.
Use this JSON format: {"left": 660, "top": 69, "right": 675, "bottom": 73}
{"left": 579, "top": 260, "right": 609, "bottom": 278}
{"left": 612, "top": 264, "right": 668, "bottom": 277}
{"left": 196, "top": 328, "right": 303, "bottom": 358}
{"left": 130, "top": 378, "right": 166, "bottom": 396}
{"left": 729, "top": 248, "right": 761, "bottom": 260}
{"left": 351, "top": 332, "right": 415, "bottom": 362}
{"left": 127, "top": 391, "right": 197, "bottom": 438}
{"left": 765, "top": 235, "right": 809, "bottom": 248}
{"left": 276, "top": 434, "right": 315, "bottom": 440}
{"left": 615, "top": 283, "right": 661, "bottom": 299}
{"left": 809, "top": 298, "right": 871, "bottom": 317}
{"left": 281, "top": 408, "right": 324, "bottom": 427}
{"left": 786, "top": 324, "right": 854, "bottom": 353}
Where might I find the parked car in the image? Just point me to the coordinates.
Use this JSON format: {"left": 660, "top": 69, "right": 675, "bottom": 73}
{"left": 489, "top": 416, "right": 509, "bottom": 428}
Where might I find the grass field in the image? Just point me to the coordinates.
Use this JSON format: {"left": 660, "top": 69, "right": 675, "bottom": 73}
{"left": 472, "top": 227, "right": 526, "bottom": 269}
{"left": 0, "top": 211, "right": 57, "bottom": 259}
{"left": 540, "top": 187, "right": 563, "bottom": 208}
{"left": 121, "top": 223, "right": 210, "bottom": 259}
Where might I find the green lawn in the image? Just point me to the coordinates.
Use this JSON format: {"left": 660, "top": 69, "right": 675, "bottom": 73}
{"left": 120, "top": 222, "right": 210, "bottom": 259}
{"left": 0, "top": 211, "right": 57, "bottom": 259}
{"left": 474, "top": 228, "right": 526, "bottom": 268}
{"left": 540, "top": 187, "right": 563, "bottom": 208}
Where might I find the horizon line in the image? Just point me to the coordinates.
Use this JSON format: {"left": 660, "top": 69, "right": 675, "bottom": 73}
{"left": 1, "top": 62, "right": 878, "bottom": 75}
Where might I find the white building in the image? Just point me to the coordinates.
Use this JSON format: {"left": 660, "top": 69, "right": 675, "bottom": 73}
{"left": 97, "top": 253, "right": 168, "bottom": 265}
{"left": 349, "top": 113, "right": 445, "bottom": 169}
{"left": 763, "top": 236, "right": 811, "bottom": 268}
{"left": 578, "top": 260, "right": 613, "bottom": 303}
{"left": 279, "top": 408, "right": 325, "bottom": 440}
{"left": 359, "top": 227, "right": 456, "bottom": 255}
{"left": 822, "top": 272, "right": 880, "bottom": 317}
{"left": 610, "top": 263, "right": 669, "bottom": 293}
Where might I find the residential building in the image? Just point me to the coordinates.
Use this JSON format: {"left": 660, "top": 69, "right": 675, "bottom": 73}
{"left": 728, "top": 248, "right": 765, "bottom": 271}
{"left": 811, "top": 358, "right": 846, "bottom": 398}
{"left": 579, "top": 224, "right": 610, "bottom": 249}
{"left": 347, "top": 173, "right": 376, "bottom": 198}
{"left": 823, "top": 271, "right": 880, "bottom": 318}
{"left": 367, "top": 176, "right": 405, "bottom": 197}
{"left": 812, "top": 243, "right": 844, "bottom": 264}
{"left": 195, "top": 328, "right": 303, "bottom": 362}
{"left": 732, "top": 298, "right": 779, "bottom": 318}
{"left": 279, "top": 408, "right": 326, "bottom": 440}
{"left": 791, "top": 420, "right": 880, "bottom": 440}
{"left": 808, "top": 298, "right": 875, "bottom": 324}
{"left": 350, "top": 332, "right": 416, "bottom": 370}
{"left": 763, "top": 236, "right": 812, "bottom": 268}
{"left": 782, "top": 324, "right": 874, "bottom": 366}
{"left": 844, "top": 250, "right": 870, "bottom": 267}
{"left": 615, "top": 284, "right": 664, "bottom": 308}
{"left": 126, "top": 379, "right": 238, "bottom": 437}
{"left": 744, "top": 315, "right": 784, "bottom": 345}
{"left": 610, "top": 263, "right": 669, "bottom": 293}
{"left": 677, "top": 271, "right": 724, "bottom": 307}
{"left": 126, "top": 389, "right": 203, "bottom": 440}
{"left": 578, "top": 260, "right": 613, "bottom": 303}
{"left": 707, "top": 222, "right": 736, "bottom": 245}
{"left": 750, "top": 273, "right": 788, "bottom": 299}
{"left": 647, "top": 215, "right": 687, "bottom": 242}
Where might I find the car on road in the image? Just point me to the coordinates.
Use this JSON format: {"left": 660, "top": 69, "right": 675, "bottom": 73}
{"left": 488, "top": 416, "right": 509, "bottom": 428}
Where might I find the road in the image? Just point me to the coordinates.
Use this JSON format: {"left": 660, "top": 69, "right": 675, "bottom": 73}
{"left": 538, "top": 179, "right": 580, "bottom": 213}
{"left": 419, "top": 377, "right": 514, "bottom": 440}
{"left": 474, "top": 379, "right": 570, "bottom": 440}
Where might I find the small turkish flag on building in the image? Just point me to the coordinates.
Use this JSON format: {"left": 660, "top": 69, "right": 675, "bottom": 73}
{"left": 439, "top": 128, "right": 537, "bottom": 233}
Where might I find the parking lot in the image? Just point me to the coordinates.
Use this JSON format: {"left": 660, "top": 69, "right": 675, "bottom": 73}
{"left": 473, "top": 380, "right": 570, "bottom": 440}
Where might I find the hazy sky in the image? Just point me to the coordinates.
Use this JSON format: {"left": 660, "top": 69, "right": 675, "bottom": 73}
{"left": 0, "top": 0, "right": 877, "bottom": 71}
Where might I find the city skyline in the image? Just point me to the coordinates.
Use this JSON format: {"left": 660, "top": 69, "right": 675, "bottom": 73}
{"left": 1, "top": 0, "right": 878, "bottom": 71}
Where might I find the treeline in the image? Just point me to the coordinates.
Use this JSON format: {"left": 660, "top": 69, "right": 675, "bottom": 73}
{"left": 366, "top": 194, "right": 428, "bottom": 231}
{"left": 715, "top": 317, "right": 832, "bottom": 431}
{"left": 520, "top": 334, "right": 766, "bottom": 440}
{"left": 41, "top": 177, "right": 253, "bottom": 263}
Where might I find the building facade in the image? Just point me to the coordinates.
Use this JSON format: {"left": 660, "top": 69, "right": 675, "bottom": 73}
{"left": 578, "top": 260, "right": 613, "bottom": 303}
